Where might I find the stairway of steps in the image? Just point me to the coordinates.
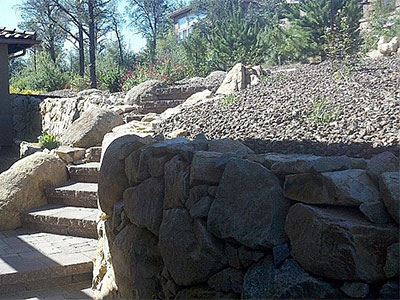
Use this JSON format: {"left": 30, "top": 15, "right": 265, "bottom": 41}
{"left": 0, "top": 161, "right": 101, "bottom": 297}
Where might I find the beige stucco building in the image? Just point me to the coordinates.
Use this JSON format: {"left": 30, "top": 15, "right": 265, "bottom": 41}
{"left": 0, "top": 28, "right": 39, "bottom": 146}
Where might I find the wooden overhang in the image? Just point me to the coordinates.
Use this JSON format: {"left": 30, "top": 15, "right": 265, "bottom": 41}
{"left": 0, "top": 27, "right": 41, "bottom": 55}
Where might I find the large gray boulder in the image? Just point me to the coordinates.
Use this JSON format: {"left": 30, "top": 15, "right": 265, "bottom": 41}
{"left": 379, "top": 172, "right": 399, "bottom": 223}
{"left": 190, "top": 151, "right": 223, "bottom": 185}
{"left": 367, "top": 151, "right": 399, "bottom": 183}
{"left": 98, "top": 134, "right": 152, "bottom": 216}
{"left": 252, "top": 153, "right": 352, "bottom": 174}
{"left": 61, "top": 108, "right": 123, "bottom": 148}
{"left": 284, "top": 169, "right": 380, "bottom": 206}
{"left": 243, "top": 257, "right": 341, "bottom": 299}
{"left": 164, "top": 155, "right": 190, "bottom": 209}
{"left": 207, "top": 158, "right": 290, "bottom": 249}
{"left": 124, "top": 80, "right": 165, "bottom": 105}
{"left": 112, "top": 224, "right": 162, "bottom": 299}
{"left": 159, "top": 208, "right": 226, "bottom": 286}
{"left": 208, "top": 139, "right": 254, "bottom": 154}
{"left": 0, "top": 153, "right": 68, "bottom": 230}
{"left": 286, "top": 203, "right": 398, "bottom": 282}
{"left": 123, "top": 177, "right": 164, "bottom": 236}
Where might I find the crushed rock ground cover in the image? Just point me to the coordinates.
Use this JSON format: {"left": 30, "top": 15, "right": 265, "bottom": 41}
{"left": 157, "top": 56, "right": 400, "bottom": 158}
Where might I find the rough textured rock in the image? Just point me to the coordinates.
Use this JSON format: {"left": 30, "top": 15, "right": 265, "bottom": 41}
{"left": 367, "top": 151, "right": 399, "bottom": 183}
{"left": 175, "top": 286, "right": 238, "bottom": 299}
{"left": 340, "top": 282, "right": 370, "bottom": 299}
{"left": 384, "top": 242, "right": 399, "bottom": 278}
{"left": 112, "top": 224, "right": 162, "bottom": 299}
{"left": 61, "top": 108, "right": 123, "bottom": 148}
{"left": 123, "top": 177, "right": 164, "bottom": 236}
{"left": 216, "top": 63, "right": 248, "bottom": 95}
{"left": 159, "top": 208, "right": 226, "bottom": 286}
{"left": 0, "top": 153, "right": 68, "bottom": 230}
{"left": 163, "top": 155, "right": 189, "bottom": 209}
{"left": 224, "top": 244, "right": 264, "bottom": 270}
{"left": 286, "top": 203, "right": 398, "bottom": 282}
{"left": 243, "top": 257, "right": 341, "bottom": 299}
{"left": 379, "top": 172, "right": 400, "bottom": 223}
{"left": 98, "top": 134, "right": 151, "bottom": 216}
{"left": 379, "top": 280, "right": 400, "bottom": 299}
{"left": 125, "top": 138, "right": 193, "bottom": 186}
{"left": 19, "top": 141, "right": 42, "bottom": 158}
{"left": 359, "top": 201, "right": 393, "bottom": 224}
{"left": 284, "top": 169, "right": 380, "bottom": 206}
{"left": 273, "top": 243, "right": 291, "bottom": 267}
{"left": 55, "top": 146, "right": 85, "bottom": 164}
{"left": 124, "top": 80, "right": 165, "bottom": 105}
{"left": 190, "top": 151, "right": 224, "bottom": 185}
{"left": 207, "top": 268, "right": 244, "bottom": 294}
{"left": 208, "top": 139, "right": 254, "bottom": 154}
{"left": 255, "top": 153, "right": 352, "bottom": 174}
{"left": 208, "top": 158, "right": 290, "bottom": 249}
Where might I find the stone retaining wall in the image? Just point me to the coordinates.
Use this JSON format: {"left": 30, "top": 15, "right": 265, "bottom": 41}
{"left": 11, "top": 94, "right": 45, "bottom": 141}
{"left": 93, "top": 135, "right": 399, "bottom": 299}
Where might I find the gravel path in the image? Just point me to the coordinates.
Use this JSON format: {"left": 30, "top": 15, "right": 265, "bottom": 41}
{"left": 157, "top": 56, "right": 400, "bottom": 158}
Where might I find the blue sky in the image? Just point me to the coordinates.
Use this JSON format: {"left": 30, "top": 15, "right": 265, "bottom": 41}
{"left": 0, "top": 0, "right": 147, "bottom": 53}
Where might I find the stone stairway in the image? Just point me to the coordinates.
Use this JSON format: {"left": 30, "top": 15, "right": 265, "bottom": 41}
{"left": 0, "top": 162, "right": 100, "bottom": 297}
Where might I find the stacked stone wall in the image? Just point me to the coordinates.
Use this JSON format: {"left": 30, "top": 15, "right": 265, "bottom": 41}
{"left": 93, "top": 135, "right": 399, "bottom": 299}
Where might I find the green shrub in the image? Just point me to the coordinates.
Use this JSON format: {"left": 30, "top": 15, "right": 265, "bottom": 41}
{"left": 99, "top": 68, "right": 123, "bottom": 92}
{"left": 9, "top": 86, "right": 44, "bottom": 95}
{"left": 362, "top": 0, "right": 400, "bottom": 52}
{"left": 221, "top": 93, "right": 240, "bottom": 106}
{"left": 306, "top": 96, "right": 340, "bottom": 124}
{"left": 10, "top": 51, "right": 68, "bottom": 92}
{"left": 38, "top": 132, "right": 60, "bottom": 150}
{"left": 70, "top": 75, "right": 90, "bottom": 92}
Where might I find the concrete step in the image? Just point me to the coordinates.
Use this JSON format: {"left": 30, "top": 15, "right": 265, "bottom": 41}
{"left": 85, "top": 146, "right": 102, "bottom": 163}
{"left": 0, "top": 229, "right": 96, "bottom": 296}
{"left": 46, "top": 182, "right": 98, "bottom": 208}
{"left": 21, "top": 205, "right": 98, "bottom": 239}
{"left": 68, "top": 162, "right": 100, "bottom": 183}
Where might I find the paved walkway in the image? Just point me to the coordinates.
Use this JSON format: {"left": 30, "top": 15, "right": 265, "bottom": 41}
{"left": 0, "top": 161, "right": 100, "bottom": 298}
{"left": 4, "top": 281, "right": 94, "bottom": 299}
{"left": 0, "top": 229, "right": 96, "bottom": 296}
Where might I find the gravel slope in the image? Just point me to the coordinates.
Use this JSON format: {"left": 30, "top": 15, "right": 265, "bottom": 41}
{"left": 157, "top": 56, "right": 400, "bottom": 158}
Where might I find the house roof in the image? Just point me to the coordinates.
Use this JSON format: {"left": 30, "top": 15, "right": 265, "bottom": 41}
{"left": 0, "top": 27, "right": 40, "bottom": 55}
{"left": 169, "top": 6, "right": 193, "bottom": 19}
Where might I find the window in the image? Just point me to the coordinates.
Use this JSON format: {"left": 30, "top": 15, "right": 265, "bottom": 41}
{"left": 177, "top": 16, "right": 187, "bottom": 29}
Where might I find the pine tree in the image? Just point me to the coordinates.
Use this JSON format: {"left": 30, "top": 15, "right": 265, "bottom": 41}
{"left": 209, "top": 0, "right": 265, "bottom": 70}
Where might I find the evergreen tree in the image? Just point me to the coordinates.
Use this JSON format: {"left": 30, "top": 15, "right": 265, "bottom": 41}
{"left": 210, "top": 0, "right": 264, "bottom": 70}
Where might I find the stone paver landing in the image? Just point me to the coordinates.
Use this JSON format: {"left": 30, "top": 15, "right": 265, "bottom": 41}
{"left": 0, "top": 229, "right": 96, "bottom": 295}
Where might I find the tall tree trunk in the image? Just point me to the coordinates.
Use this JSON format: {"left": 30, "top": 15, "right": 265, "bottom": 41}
{"left": 88, "top": 0, "right": 97, "bottom": 88}
{"left": 78, "top": 24, "right": 85, "bottom": 77}
{"left": 114, "top": 21, "right": 124, "bottom": 66}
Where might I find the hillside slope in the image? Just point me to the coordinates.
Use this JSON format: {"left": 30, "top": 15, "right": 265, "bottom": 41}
{"left": 158, "top": 56, "right": 400, "bottom": 158}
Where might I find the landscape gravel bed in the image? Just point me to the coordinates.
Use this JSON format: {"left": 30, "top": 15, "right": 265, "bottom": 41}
{"left": 157, "top": 56, "right": 400, "bottom": 158}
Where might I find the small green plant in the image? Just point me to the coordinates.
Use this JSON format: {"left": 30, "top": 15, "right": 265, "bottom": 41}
{"left": 221, "top": 93, "right": 240, "bottom": 106}
{"left": 306, "top": 96, "right": 340, "bottom": 124}
{"left": 38, "top": 132, "right": 60, "bottom": 150}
